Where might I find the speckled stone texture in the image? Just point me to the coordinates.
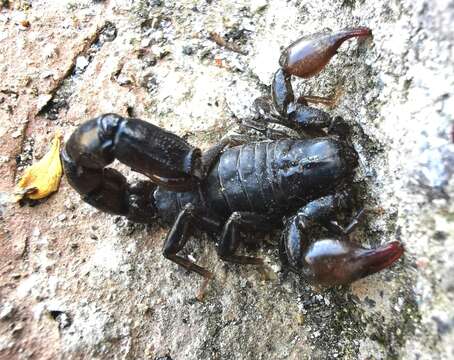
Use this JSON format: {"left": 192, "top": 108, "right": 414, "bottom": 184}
{"left": 0, "top": 0, "right": 453, "bottom": 359}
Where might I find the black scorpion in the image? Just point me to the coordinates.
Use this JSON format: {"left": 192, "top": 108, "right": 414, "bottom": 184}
{"left": 62, "top": 27, "right": 404, "bottom": 292}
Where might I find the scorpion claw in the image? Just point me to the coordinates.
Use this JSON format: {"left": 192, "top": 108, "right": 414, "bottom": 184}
{"left": 282, "top": 216, "right": 404, "bottom": 286}
{"left": 355, "top": 241, "right": 404, "bottom": 276}
{"left": 301, "top": 238, "right": 403, "bottom": 286}
{"left": 279, "top": 27, "right": 372, "bottom": 78}
{"left": 272, "top": 27, "right": 371, "bottom": 115}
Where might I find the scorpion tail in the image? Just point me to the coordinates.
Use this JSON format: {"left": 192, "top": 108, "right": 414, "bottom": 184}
{"left": 62, "top": 149, "right": 158, "bottom": 223}
{"left": 61, "top": 114, "right": 159, "bottom": 223}
{"left": 279, "top": 27, "right": 372, "bottom": 79}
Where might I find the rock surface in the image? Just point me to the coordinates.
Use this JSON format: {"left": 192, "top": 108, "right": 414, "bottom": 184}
{"left": 0, "top": 0, "right": 453, "bottom": 359}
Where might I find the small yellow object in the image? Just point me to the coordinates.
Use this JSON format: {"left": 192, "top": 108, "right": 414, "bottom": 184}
{"left": 15, "top": 131, "right": 63, "bottom": 201}
{"left": 297, "top": 313, "right": 305, "bottom": 325}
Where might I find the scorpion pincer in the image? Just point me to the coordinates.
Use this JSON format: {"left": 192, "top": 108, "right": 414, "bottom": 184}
{"left": 61, "top": 27, "right": 404, "bottom": 290}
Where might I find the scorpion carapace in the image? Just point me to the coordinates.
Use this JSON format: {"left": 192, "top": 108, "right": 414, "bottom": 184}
{"left": 62, "top": 27, "right": 404, "bottom": 291}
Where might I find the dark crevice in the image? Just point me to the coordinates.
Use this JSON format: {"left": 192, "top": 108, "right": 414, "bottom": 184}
{"left": 48, "top": 310, "right": 72, "bottom": 330}
{"left": 20, "top": 236, "right": 30, "bottom": 260}
{"left": 0, "top": 89, "right": 19, "bottom": 96}
{"left": 37, "top": 21, "right": 117, "bottom": 121}
{"left": 15, "top": 137, "right": 34, "bottom": 173}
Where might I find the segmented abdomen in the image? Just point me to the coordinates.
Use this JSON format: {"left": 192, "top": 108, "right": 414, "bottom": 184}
{"left": 205, "top": 139, "right": 312, "bottom": 217}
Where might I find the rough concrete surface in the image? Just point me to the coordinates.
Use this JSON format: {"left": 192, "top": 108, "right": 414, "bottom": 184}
{"left": 0, "top": 0, "right": 453, "bottom": 359}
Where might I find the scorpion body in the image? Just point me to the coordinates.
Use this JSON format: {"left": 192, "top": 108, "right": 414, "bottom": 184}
{"left": 156, "top": 137, "right": 356, "bottom": 221}
{"left": 62, "top": 27, "right": 404, "bottom": 292}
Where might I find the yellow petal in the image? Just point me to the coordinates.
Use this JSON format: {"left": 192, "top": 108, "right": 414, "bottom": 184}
{"left": 15, "top": 131, "right": 63, "bottom": 201}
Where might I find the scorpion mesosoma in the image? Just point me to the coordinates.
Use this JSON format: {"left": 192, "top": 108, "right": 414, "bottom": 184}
{"left": 62, "top": 27, "right": 404, "bottom": 291}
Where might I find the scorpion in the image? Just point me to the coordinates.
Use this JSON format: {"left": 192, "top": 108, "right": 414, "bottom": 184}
{"left": 62, "top": 27, "right": 404, "bottom": 292}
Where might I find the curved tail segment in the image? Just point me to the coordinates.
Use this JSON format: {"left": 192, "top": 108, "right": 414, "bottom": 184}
{"left": 61, "top": 114, "right": 176, "bottom": 223}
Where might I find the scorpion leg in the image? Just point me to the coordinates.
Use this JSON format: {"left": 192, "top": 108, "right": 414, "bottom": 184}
{"left": 325, "top": 208, "right": 366, "bottom": 236}
{"left": 163, "top": 203, "right": 218, "bottom": 279}
{"left": 217, "top": 212, "right": 278, "bottom": 265}
{"left": 281, "top": 194, "right": 404, "bottom": 286}
{"left": 240, "top": 117, "right": 297, "bottom": 140}
{"left": 250, "top": 96, "right": 347, "bottom": 139}
{"left": 250, "top": 96, "right": 300, "bottom": 138}
{"left": 271, "top": 68, "right": 294, "bottom": 116}
{"left": 272, "top": 68, "right": 337, "bottom": 113}
{"left": 272, "top": 27, "right": 372, "bottom": 115}
{"left": 295, "top": 193, "right": 363, "bottom": 235}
